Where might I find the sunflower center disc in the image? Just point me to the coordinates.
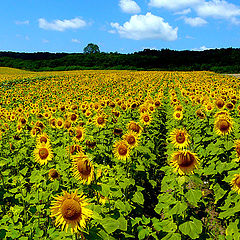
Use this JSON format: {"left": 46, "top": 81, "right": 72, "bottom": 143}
{"left": 97, "top": 117, "right": 104, "bottom": 124}
{"left": 40, "top": 136, "right": 48, "bottom": 143}
{"left": 178, "top": 153, "right": 194, "bottom": 167}
{"left": 39, "top": 148, "right": 49, "bottom": 159}
{"left": 118, "top": 145, "right": 128, "bottom": 156}
{"left": 76, "top": 130, "right": 82, "bottom": 139}
{"left": 144, "top": 116, "right": 150, "bottom": 122}
{"left": 176, "top": 133, "right": 185, "bottom": 144}
{"left": 176, "top": 113, "right": 181, "bottom": 118}
{"left": 77, "top": 159, "right": 91, "bottom": 175}
{"left": 49, "top": 169, "right": 59, "bottom": 178}
{"left": 61, "top": 199, "right": 82, "bottom": 221}
{"left": 218, "top": 119, "right": 230, "bottom": 131}
{"left": 127, "top": 136, "right": 136, "bottom": 145}
{"left": 71, "top": 114, "right": 77, "bottom": 121}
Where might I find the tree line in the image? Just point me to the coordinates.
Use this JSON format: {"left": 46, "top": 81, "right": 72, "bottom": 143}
{"left": 0, "top": 47, "right": 240, "bottom": 73}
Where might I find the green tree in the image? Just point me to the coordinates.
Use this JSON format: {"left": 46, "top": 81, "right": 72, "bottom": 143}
{"left": 83, "top": 43, "right": 100, "bottom": 54}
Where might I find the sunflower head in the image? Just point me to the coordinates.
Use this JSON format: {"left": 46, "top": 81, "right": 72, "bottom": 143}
{"left": 74, "top": 126, "right": 85, "bottom": 142}
{"left": 33, "top": 142, "right": 53, "bottom": 165}
{"left": 214, "top": 116, "right": 233, "bottom": 136}
{"left": 215, "top": 98, "right": 225, "bottom": 109}
{"left": 113, "top": 140, "right": 130, "bottom": 161}
{"left": 230, "top": 174, "right": 240, "bottom": 194}
{"left": 94, "top": 115, "right": 106, "bottom": 128}
{"left": 37, "top": 132, "right": 50, "bottom": 145}
{"left": 50, "top": 190, "right": 93, "bottom": 233}
{"left": 196, "top": 109, "right": 206, "bottom": 119}
{"left": 127, "top": 121, "right": 142, "bottom": 135}
{"left": 173, "top": 111, "right": 183, "bottom": 120}
{"left": 170, "top": 150, "right": 199, "bottom": 175}
{"left": 49, "top": 168, "right": 60, "bottom": 181}
{"left": 72, "top": 154, "right": 94, "bottom": 185}
{"left": 235, "top": 140, "right": 240, "bottom": 161}
{"left": 123, "top": 131, "right": 138, "bottom": 149}
{"left": 140, "top": 113, "right": 152, "bottom": 125}
{"left": 170, "top": 129, "right": 190, "bottom": 149}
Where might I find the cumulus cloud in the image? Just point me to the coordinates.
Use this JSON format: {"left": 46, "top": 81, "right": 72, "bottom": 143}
{"left": 149, "top": 0, "right": 240, "bottom": 23}
{"left": 15, "top": 20, "right": 29, "bottom": 25}
{"left": 149, "top": 0, "right": 202, "bottom": 10}
{"left": 184, "top": 17, "right": 207, "bottom": 26}
{"left": 38, "top": 17, "right": 86, "bottom": 31}
{"left": 192, "top": 45, "right": 212, "bottom": 51}
{"left": 119, "top": 0, "right": 141, "bottom": 14}
{"left": 174, "top": 8, "right": 192, "bottom": 15}
{"left": 72, "top": 38, "right": 81, "bottom": 43}
{"left": 195, "top": 0, "right": 240, "bottom": 21}
{"left": 110, "top": 12, "right": 178, "bottom": 41}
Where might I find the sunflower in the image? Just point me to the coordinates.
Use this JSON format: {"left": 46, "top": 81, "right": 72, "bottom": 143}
{"left": 56, "top": 118, "right": 64, "bottom": 129}
{"left": 74, "top": 126, "right": 85, "bottom": 142}
{"left": 230, "top": 174, "right": 240, "bottom": 194}
{"left": 140, "top": 113, "right": 152, "bottom": 125}
{"left": 196, "top": 109, "right": 206, "bottom": 119}
{"left": 49, "top": 168, "right": 60, "bottom": 181}
{"left": 50, "top": 190, "right": 93, "bottom": 233}
{"left": 215, "top": 98, "right": 225, "bottom": 109}
{"left": 170, "top": 129, "right": 190, "bottom": 149}
{"left": 173, "top": 111, "right": 183, "bottom": 121}
{"left": 113, "top": 140, "right": 130, "bottom": 161}
{"left": 170, "top": 150, "right": 199, "bottom": 175}
{"left": 33, "top": 142, "right": 53, "bottom": 165}
{"left": 127, "top": 121, "right": 142, "bottom": 135}
{"left": 123, "top": 131, "right": 138, "bottom": 149}
{"left": 214, "top": 116, "right": 233, "bottom": 135}
{"left": 94, "top": 115, "right": 106, "bottom": 128}
{"left": 67, "top": 144, "right": 83, "bottom": 155}
{"left": 71, "top": 154, "right": 94, "bottom": 184}
{"left": 69, "top": 113, "right": 78, "bottom": 123}
{"left": 234, "top": 140, "right": 240, "bottom": 161}
{"left": 37, "top": 132, "right": 50, "bottom": 145}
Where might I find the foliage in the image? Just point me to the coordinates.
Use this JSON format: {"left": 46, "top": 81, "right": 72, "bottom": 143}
{"left": 0, "top": 68, "right": 240, "bottom": 239}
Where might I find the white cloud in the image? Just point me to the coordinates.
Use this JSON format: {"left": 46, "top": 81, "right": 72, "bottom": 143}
{"left": 119, "top": 0, "right": 141, "bottom": 14}
{"left": 195, "top": 0, "right": 240, "bottom": 21}
{"left": 110, "top": 12, "right": 178, "bottom": 41}
{"left": 192, "top": 45, "right": 212, "bottom": 51}
{"left": 149, "top": 0, "right": 202, "bottom": 10}
{"left": 184, "top": 17, "right": 207, "bottom": 26}
{"left": 38, "top": 17, "right": 86, "bottom": 31}
{"left": 72, "top": 38, "right": 81, "bottom": 43}
{"left": 174, "top": 8, "right": 192, "bottom": 15}
{"left": 42, "top": 39, "right": 49, "bottom": 43}
{"left": 15, "top": 20, "right": 29, "bottom": 25}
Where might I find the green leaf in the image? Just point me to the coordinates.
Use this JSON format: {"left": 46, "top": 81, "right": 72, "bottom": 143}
{"left": 212, "top": 183, "right": 227, "bottom": 203}
{"left": 138, "top": 227, "right": 150, "bottom": 240}
{"left": 101, "top": 217, "right": 119, "bottom": 234}
{"left": 167, "top": 201, "right": 188, "bottom": 216}
{"left": 185, "top": 189, "right": 202, "bottom": 207}
{"left": 159, "top": 219, "right": 177, "bottom": 233}
{"left": 118, "top": 216, "right": 127, "bottom": 231}
{"left": 132, "top": 191, "right": 144, "bottom": 205}
{"left": 179, "top": 217, "right": 203, "bottom": 239}
{"left": 226, "top": 220, "right": 240, "bottom": 239}
{"left": 162, "top": 233, "right": 181, "bottom": 240}
{"left": 114, "top": 200, "right": 125, "bottom": 211}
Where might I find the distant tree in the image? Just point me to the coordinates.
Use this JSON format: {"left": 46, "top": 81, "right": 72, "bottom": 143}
{"left": 83, "top": 43, "right": 100, "bottom": 54}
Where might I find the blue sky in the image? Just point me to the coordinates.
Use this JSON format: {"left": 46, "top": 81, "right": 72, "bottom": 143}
{"left": 1, "top": 0, "right": 240, "bottom": 53}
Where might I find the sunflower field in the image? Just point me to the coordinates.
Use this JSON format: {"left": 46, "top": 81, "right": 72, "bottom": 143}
{"left": 0, "top": 67, "right": 240, "bottom": 240}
